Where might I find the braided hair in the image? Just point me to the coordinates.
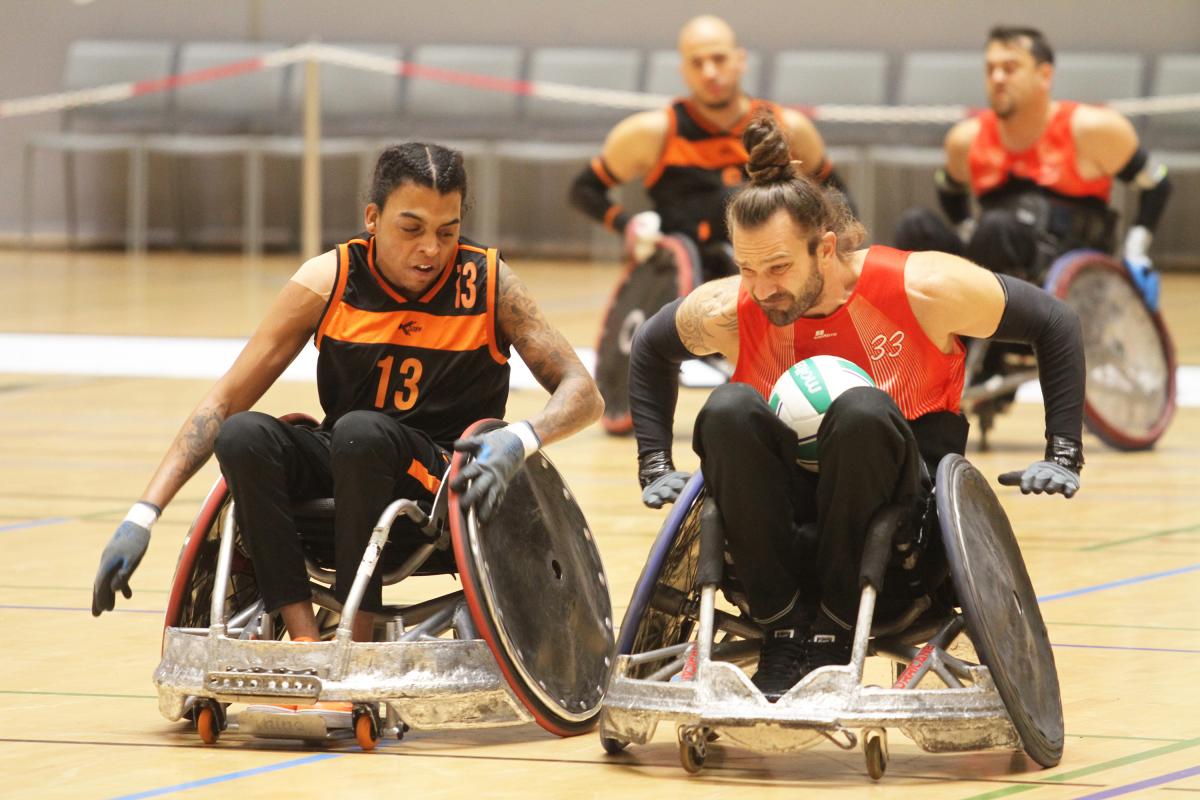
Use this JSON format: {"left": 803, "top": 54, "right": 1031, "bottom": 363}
{"left": 368, "top": 142, "right": 470, "bottom": 212}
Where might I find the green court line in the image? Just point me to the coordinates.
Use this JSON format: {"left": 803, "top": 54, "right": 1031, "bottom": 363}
{"left": 0, "top": 584, "right": 169, "bottom": 593}
{"left": 1071, "top": 734, "right": 1190, "bottom": 743}
{"left": 0, "top": 689, "right": 157, "bottom": 700}
{"left": 960, "top": 736, "right": 1200, "bottom": 799}
{"left": 1082, "top": 522, "right": 1200, "bottom": 552}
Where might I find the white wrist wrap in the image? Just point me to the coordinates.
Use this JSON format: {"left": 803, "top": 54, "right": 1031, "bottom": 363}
{"left": 125, "top": 502, "right": 160, "bottom": 530}
{"left": 508, "top": 421, "right": 541, "bottom": 459}
{"left": 1124, "top": 225, "right": 1152, "bottom": 261}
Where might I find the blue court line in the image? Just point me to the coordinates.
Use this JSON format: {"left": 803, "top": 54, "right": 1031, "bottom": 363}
{"left": 1071, "top": 764, "right": 1200, "bottom": 799}
{"left": 1052, "top": 642, "right": 1200, "bottom": 655}
{"left": 1037, "top": 563, "right": 1200, "bottom": 603}
{"left": 110, "top": 753, "right": 340, "bottom": 800}
{"left": 0, "top": 517, "right": 70, "bottom": 533}
{"left": 0, "top": 604, "right": 160, "bottom": 614}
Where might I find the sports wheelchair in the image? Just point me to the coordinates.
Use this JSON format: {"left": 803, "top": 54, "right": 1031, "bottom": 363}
{"left": 964, "top": 249, "right": 1176, "bottom": 451}
{"left": 155, "top": 416, "right": 614, "bottom": 749}
{"left": 594, "top": 234, "right": 708, "bottom": 434}
{"left": 600, "top": 458, "right": 1062, "bottom": 778}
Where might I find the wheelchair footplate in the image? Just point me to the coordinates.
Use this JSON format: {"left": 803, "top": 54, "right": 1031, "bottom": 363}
{"left": 601, "top": 464, "right": 1057, "bottom": 777}
{"left": 156, "top": 418, "right": 614, "bottom": 748}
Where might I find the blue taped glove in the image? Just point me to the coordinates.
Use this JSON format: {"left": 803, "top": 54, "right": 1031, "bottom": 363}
{"left": 451, "top": 427, "right": 531, "bottom": 522}
{"left": 92, "top": 521, "right": 151, "bottom": 616}
{"left": 998, "top": 461, "right": 1080, "bottom": 498}
{"left": 1124, "top": 255, "right": 1161, "bottom": 313}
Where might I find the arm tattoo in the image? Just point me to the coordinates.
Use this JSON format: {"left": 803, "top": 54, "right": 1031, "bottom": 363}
{"left": 497, "top": 265, "right": 602, "bottom": 443}
{"left": 677, "top": 279, "right": 739, "bottom": 355}
{"left": 171, "top": 404, "right": 228, "bottom": 485}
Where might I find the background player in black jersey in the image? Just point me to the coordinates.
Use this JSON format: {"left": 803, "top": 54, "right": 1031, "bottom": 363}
{"left": 92, "top": 143, "right": 604, "bottom": 649}
{"left": 569, "top": 14, "right": 851, "bottom": 433}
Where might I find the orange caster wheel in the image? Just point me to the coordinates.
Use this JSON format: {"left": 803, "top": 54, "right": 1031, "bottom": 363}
{"left": 196, "top": 704, "right": 220, "bottom": 745}
{"left": 354, "top": 707, "right": 379, "bottom": 751}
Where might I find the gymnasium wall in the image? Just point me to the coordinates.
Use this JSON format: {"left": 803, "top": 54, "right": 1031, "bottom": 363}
{"left": 1, "top": 0, "right": 1198, "bottom": 261}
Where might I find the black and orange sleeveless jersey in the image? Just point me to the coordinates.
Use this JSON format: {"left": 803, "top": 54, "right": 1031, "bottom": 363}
{"left": 313, "top": 235, "right": 510, "bottom": 446}
{"left": 645, "top": 99, "right": 784, "bottom": 245}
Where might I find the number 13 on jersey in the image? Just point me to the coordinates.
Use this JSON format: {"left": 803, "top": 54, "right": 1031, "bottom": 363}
{"left": 374, "top": 355, "right": 423, "bottom": 410}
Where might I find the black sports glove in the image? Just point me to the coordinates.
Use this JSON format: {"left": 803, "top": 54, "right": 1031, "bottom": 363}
{"left": 998, "top": 434, "right": 1083, "bottom": 498}
{"left": 452, "top": 425, "right": 536, "bottom": 522}
{"left": 92, "top": 520, "right": 152, "bottom": 616}
{"left": 638, "top": 450, "right": 690, "bottom": 509}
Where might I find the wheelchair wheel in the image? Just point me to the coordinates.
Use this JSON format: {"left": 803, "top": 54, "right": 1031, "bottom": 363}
{"left": 936, "top": 454, "right": 1063, "bottom": 767}
{"left": 450, "top": 419, "right": 614, "bottom": 737}
{"left": 163, "top": 477, "right": 269, "bottom": 637}
{"left": 1044, "top": 250, "right": 1176, "bottom": 451}
{"left": 594, "top": 234, "right": 702, "bottom": 434}
{"left": 614, "top": 472, "right": 709, "bottom": 678}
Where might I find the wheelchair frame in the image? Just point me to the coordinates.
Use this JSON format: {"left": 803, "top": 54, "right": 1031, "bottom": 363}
{"left": 155, "top": 416, "right": 607, "bottom": 748}
{"left": 601, "top": 460, "right": 1060, "bottom": 778}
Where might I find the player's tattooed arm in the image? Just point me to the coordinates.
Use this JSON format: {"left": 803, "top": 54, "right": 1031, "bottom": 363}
{"left": 496, "top": 262, "right": 603, "bottom": 446}
{"left": 675, "top": 276, "right": 740, "bottom": 357}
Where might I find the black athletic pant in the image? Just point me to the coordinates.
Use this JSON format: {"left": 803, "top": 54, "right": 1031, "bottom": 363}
{"left": 894, "top": 207, "right": 1040, "bottom": 278}
{"left": 213, "top": 410, "right": 449, "bottom": 615}
{"left": 693, "top": 383, "right": 927, "bottom": 631}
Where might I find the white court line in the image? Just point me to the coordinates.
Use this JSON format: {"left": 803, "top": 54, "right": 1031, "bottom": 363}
{"left": 0, "top": 332, "right": 1195, "bottom": 405}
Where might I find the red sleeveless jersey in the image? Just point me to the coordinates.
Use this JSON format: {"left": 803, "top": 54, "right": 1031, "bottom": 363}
{"left": 731, "top": 246, "right": 965, "bottom": 420}
{"left": 968, "top": 100, "right": 1112, "bottom": 202}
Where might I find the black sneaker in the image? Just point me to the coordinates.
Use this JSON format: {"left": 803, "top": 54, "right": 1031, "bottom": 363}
{"left": 804, "top": 632, "right": 852, "bottom": 673}
{"left": 751, "top": 628, "right": 809, "bottom": 702}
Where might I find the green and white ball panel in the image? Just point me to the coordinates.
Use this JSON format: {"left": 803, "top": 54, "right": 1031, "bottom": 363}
{"left": 768, "top": 356, "right": 877, "bottom": 472}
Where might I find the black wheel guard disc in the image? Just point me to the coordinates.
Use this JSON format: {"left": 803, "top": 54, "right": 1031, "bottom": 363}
{"left": 450, "top": 420, "right": 615, "bottom": 736}
{"left": 936, "top": 454, "right": 1064, "bottom": 766}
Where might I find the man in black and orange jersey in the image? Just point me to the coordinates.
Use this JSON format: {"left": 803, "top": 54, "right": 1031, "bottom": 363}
{"left": 895, "top": 25, "right": 1172, "bottom": 308}
{"left": 92, "top": 143, "right": 603, "bottom": 659}
{"left": 570, "top": 14, "right": 851, "bottom": 433}
{"left": 630, "top": 112, "right": 1085, "bottom": 700}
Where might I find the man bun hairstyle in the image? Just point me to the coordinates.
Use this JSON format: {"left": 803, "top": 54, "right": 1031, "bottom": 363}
{"left": 728, "top": 111, "right": 865, "bottom": 256}
{"left": 369, "top": 142, "right": 470, "bottom": 212}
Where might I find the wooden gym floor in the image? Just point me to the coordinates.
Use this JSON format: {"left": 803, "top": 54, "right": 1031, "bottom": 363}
{"left": 0, "top": 249, "right": 1197, "bottom": 799}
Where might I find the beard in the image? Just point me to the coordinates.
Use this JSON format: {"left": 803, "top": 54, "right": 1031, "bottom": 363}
{"left": 756, "top": 268, "right": 825, "bottom": 326}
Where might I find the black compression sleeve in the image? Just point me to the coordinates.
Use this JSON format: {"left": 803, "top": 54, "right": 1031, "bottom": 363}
{"left": 1116, "top": 147, "right": 1173, "bottom": 232}
{"left": 989, "top": 274, "right": 1085, "bottom": 447}
{"left": 568, "top": 159, "right": 629, "bottom": 231}
{"left": 629, "top": 298, "right": 691, "bottom": 459}
{"left": 935, "top": 168, "right": 971, "bottom": 225}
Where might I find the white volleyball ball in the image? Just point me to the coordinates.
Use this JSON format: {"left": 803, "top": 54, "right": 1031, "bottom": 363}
{"left": 768, "top": 355, "right": 876, "bottom": 471}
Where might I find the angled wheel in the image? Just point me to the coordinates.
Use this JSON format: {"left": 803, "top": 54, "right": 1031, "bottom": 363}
{"left": 1044, "top": 250, "right": 1176, "bottom": 450}
{"left": 864, "top": 727, "right": 888, "bottom": 780}
{"left": 678, "top": 726, "right": 708, "bottom": 774}
{"left": 600, "top": 736, "right": 629, "bottom": 755}
{"left": 937, "top": 454, "right": 1063, "bottom": 767}
{"left": 614, "top": 473, "right": 709, "bottom": 678}
{"left": 449, "top": 419, "right": 615, "bottom": 737}
{"left": 594, "top": 234, "right": 702, "bottom": 434}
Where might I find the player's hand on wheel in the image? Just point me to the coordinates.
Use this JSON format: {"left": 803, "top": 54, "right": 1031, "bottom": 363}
{"left": 1123, "top": 254, "right": 1160, "bottom": 312}
{"left": 452, "top": 422, "right": 540, "bottom": 522}
{"left": 92, "top": 502, "right": 158, "bottom": 616}
{"left": 638, "top": 450, "right": 690, "bottom": 509}
{"left": 625, "top": 211, "right": 662, "bottom": 263}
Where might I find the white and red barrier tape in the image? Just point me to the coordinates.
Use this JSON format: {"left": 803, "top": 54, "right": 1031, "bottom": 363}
{"left": 2, "top": 42, "right": 1198, "bottom": 124}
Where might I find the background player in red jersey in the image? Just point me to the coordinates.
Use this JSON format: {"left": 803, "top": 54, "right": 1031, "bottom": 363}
{"left": 569, "top": 14, "right": 852, "bottom": 433}
{"left": 895, "top": 25, "right": 1172, "bottom": 309}
{"left": 91, "top": 143, "right": 603, "bottom": 647}
{"left": 628, "top": 112, "right": 1086, "bottom": 700}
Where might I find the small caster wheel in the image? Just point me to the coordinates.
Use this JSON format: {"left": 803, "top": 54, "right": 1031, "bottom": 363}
{"left": 864, "top": 727, "right": 888, "bottom": 780}
{"left": 196, "top": 702, "right": 222, "bottom": 745}
{"left": 353, "top": 705, "right": 380, "bottom": 751}
{"left": 678, "top": 726, "right": 708, "bottom": 774}
{"left": 600, "top": 736, "right": 628, "bottom": 755}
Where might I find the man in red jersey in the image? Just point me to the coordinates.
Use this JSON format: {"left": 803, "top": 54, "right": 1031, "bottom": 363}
{"left": 569, "top": 14, "right": 851, "bottom": 433}
{"left": 895, "top": 25, "right": 1171, "bottom": 309}
{"left": 629, "top": 113, "right": 1085, "bottom": 701}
